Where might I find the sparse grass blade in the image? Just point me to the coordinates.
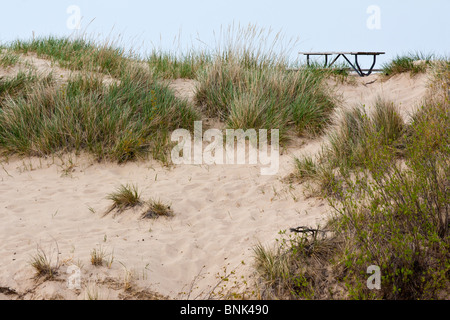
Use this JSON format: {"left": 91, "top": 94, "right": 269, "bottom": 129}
{"left": 0, "top": 51, "right": 20, "bottom": 68}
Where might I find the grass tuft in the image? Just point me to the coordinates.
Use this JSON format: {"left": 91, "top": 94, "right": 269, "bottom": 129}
{"left": 147, "top": 51, "right": 210, "bottom": 79}
{"left": 10, "top": 36, "right": 130, "bottom": 77}
{"left": 196, "top": 59, "right": 337, "bottom": 140}
{"left": 141, "top": 198, "right": 174, "bottom": 219}
{"left": 382, "top": 52, "right": 438, "bottom": 76}
{"left": 29, "top": 246, "right": 60, "bottom": 280}
{"left": 106, "top": 184, "right": 142, "bottom": 213}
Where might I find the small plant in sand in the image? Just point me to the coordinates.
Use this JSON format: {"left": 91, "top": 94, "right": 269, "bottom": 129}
{"left": 141, "top": 198, "right": 174, "bottom": 219}
{"left": 30, "top": 246, "right": 60, "bottom": 280}
{"left": 122, "top": 269, "right": 134, "bottom": 292}
{"left": 106, "top": 183, "right": 142, "bottom": 213}
{"left": 90, "top": 247, "right": 107, "bottom": 267}
{"left": 90, "top": 246, "right": 114, "bottom": 267}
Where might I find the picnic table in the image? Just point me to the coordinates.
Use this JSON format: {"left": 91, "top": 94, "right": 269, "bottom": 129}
{"left": 299, "top": 52, "right": 385, "bottom": 77}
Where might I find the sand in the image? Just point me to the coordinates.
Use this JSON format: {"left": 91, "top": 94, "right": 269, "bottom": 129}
{"left": 0, "top": 54, "right": 432, "bottom": 300}
{"left": 332, "top": 72, "right": 430, "bottom": 120}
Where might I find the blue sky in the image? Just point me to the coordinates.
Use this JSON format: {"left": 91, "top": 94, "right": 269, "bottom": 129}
{"left": 0, "top": 0, "right": 449, "bottom": 66}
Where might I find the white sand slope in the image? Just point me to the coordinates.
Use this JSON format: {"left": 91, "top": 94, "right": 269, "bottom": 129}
{"left": 0, "top": 152, "right": 328, "bottom": 300}
{"left": 0, "top": 61, "right": 431, "bottom": 299}
{"left": 333, "top": 72, "right": 430, "bottom": 120}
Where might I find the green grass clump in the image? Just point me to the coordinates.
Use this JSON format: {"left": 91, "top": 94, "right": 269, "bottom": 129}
{"left": 106, "top": 184, "right": 142, "bottom": 213}
{"left": 293, "top": 156, "right": 317, "bottom": 180}
{"left": 318, "top": 98, "right": 404, "bottom": 172}
{"left": 382, "top": 52, "right": 436, "bottom": 76}
{"left": 10, "top": 36, "right": 130, "bottom": 77}
{"left": 196, "top": 58, "right": 337, "bottom": 140}
{"left": 147, "top": 51, "right": 210, "bottom": 79}
{"left": 188, "top": 23, "right": 338, "bottom": 140}
{"left": 30, "top": 247, "right": 60, "bottom": 280}
{"left": 293, "top": 98, "right": 405, "bottom": 191}
{"left": 141, "top": 198, "right": 174, "bottom": 219}
{"left": 0, "top": 68, "right": 199, "bottom": 162}
{"left": 0, "top": 71, "right": 40, "bottom": 102}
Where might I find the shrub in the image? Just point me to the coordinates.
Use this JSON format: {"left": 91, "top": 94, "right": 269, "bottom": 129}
{"left": 331, "top": 96, "right": 449, "bottom": 299}
{"left": 272, "top": 78, "right": 449, "bottom": 299}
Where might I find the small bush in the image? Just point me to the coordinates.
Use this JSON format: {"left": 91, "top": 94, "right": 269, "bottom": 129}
{"left": 331, "top": 97, "right": 449, "bottom": 299}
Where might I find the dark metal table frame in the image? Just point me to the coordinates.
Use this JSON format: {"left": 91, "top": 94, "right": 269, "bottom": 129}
{"left": 299, "top": 52, "right": 385, "bottom": 77}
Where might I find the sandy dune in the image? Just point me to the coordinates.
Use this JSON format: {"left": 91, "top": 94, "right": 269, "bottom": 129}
{"left": 0, "top": 57, "right": 432, "bottom": 299}
{"left": 333, "top": 72, "right": 430, "bottom": 120}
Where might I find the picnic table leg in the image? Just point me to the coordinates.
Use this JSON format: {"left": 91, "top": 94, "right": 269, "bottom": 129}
{"left": 341, "top": 54, "right": 362, "bottom": 76}
{"left": 329, "top": 54, "right": 342, "bottom": 67}
{"left": 365, "top": 55, "right": 378, "bottom": 76}
{"left": 354, "top": 54, "right": 378, "bottom": 76}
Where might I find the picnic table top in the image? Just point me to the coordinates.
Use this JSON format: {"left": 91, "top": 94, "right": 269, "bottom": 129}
{"left": 299, "top": 52, "right": 385, "bottom": 55}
